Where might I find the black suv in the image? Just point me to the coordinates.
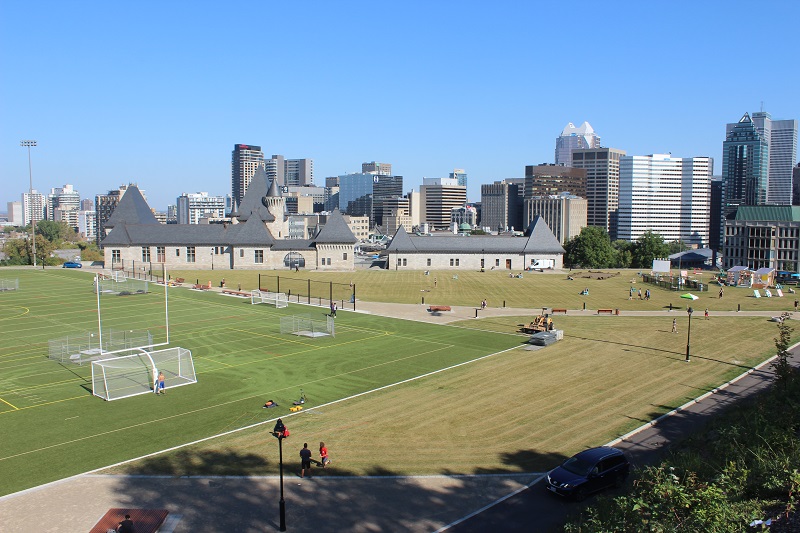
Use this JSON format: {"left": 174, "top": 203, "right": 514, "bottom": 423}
{"left": 545, "top": 446, "right": 630, "bottom": 501}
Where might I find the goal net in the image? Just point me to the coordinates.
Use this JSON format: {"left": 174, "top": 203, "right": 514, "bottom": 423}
{"left": 0, "top": 278, "right": 19, "bottom": 291}
{"left": 96, "top": 277, "right": 148, "bottom": 295}
{"left": 101, "top": 270, "right": 126, "bottom": 282}
{"left": 49, "top": 329, "right": 153, "bottom": 365}
{"left": 92, "top": 347, "right": 197, "bottom": 401}
{"left": 279, "top": 314, "right": 335, "bottom": 338}
{"left": 251, "top": 290, "right": 288, "bottom": 308}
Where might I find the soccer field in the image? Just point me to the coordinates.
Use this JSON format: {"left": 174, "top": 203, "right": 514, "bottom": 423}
{"left": 0, "top": 268, "right": 521, "bottom": 496}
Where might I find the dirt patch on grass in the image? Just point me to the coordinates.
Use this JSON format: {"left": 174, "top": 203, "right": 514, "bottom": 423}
{"left": 571, "top": 270, "right": 622, "bottom": 280}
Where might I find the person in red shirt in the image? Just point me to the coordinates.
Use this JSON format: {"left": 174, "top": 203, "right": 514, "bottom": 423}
{"left": 319, "top": 442, "right": 330, "bottom": 468}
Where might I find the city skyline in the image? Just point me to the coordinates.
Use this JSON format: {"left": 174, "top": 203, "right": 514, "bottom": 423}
{"left": 2, "top": 2, "right": 799, "bottom": 211}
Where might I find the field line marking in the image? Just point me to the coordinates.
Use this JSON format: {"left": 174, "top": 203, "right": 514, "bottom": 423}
{"left": 0, "top": 397, "right": 19, "bottom": 410}
{"left": 0, "top": 306, "right": 29, "bottom": 321}
{"left": 0, "top": 344, "right": 521, "bottom": 489}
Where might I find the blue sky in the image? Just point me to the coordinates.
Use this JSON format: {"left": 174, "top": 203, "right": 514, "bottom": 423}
{"left": 2, "top": 1, "right": 799, "bottom": 211}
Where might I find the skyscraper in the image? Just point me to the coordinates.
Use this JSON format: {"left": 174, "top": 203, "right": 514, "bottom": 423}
{"left": 480, "top": 179, "right": 524, "bottom": 232}
{"left": 524, "top": 164, "right": 587, "bottom": 199}
{"left": 449, "top": 169, "right": 468, "bottom": 189}
{"left": 618, "top": 154, "right": 712, "bottom": 245}
{"left": 555, "top": 122, "right": 601, "bottom": 166}
{"left": 231, "top": 144, "right": 265, "bottom": 205}
{"left": 751, "top": 112, "right": 798, "bottom": 205}
{"left": 420, "top": 177, "right": 467, "bottom": 231}
{"left": 571, "top": 148, "right": 626, "bottom": 238}
{"left": 176, "top": 192, "right": 227, "bottom": 224}
{"left": 722, "top": 113, "right": 769, "bottom": 217}
{"left": 22, "top": 190, "right": 45, "bottom": 227}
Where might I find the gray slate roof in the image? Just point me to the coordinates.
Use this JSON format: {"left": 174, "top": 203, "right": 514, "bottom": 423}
{"left": 237, "top": 165, "right": 276, "bottom": 222}
{"left": 104, "top": 186, "right": 159, "bottom": 229}
{"left": 386, "top": 217, "right": 565, "bottom": 254}
{"left": 313, "top": 209, "right": 357, "bottom": 244}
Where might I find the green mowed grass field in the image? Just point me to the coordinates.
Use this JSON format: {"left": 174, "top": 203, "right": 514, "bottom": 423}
{"left": 0, "top": 268, "right": 520, "bottom": 496}
{"left": 168, "top": 267, "right": 799, "bottom": 312}
{"left": 0, "top": 268, "right": 795, "bottom": 497}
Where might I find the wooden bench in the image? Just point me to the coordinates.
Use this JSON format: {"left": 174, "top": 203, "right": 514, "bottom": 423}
{"left": 428, "top": 305, "right": 451, "bottom": 312}
{"left": 597, "top": 309, "right": 615, "bottom": 315}
{"left": 222, "top": 289, "right": 251, "bottom": 297}
{"left": 551, "top": 308, "right": 567, "bottom": 314}
{"left": 192, "top": 282, "right": 212, "bottom": 290}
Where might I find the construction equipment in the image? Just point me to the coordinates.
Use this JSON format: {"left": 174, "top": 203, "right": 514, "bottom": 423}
{"left": 520, "top": 314, "right": 554, "bottom": 334}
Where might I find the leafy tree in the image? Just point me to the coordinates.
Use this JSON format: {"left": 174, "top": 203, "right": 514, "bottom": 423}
{"left": 631, "top": 231, "right": 670, "bottom": 269}
{"left": 668, "top": 240, "right": 689, "bottom": 255}
{"left": 612, "top": 240, "right": 634, "bottom": 268}
{"left": 1, "top": 235, "right": 55, "bottom": 266}
{"left": 564, "top": 226, "right": 617, "bottom": 268}
{"left": 35, "top": 220, "right": 75, "bottom": 242}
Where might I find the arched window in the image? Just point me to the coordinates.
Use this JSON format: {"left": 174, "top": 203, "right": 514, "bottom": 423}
{"left": 284, "top": 252, "right": 305, "bottom": 269}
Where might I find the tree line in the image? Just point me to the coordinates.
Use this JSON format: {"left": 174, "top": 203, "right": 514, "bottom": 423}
{"left": 564, "top": 227, "right": 687, "bottom": 269}
{"left": 1, "top": 220, "right": 103, "bottom": 266}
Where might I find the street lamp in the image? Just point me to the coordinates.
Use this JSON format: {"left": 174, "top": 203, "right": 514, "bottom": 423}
{"left": 20, "top": 140, "right": 37, "bottom": 267}
{"left": 685, "top": 306, "right": 693, "bottom": 362}
{"left": 273, "top": 431, "right": 287, "bottom": 531}
{"left": 211, "top": 248, "right": 214, "bottom": 270}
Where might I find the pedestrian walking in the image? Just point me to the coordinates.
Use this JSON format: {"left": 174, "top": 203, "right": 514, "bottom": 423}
{"left": 795, "top": 299, "right": 798, "bottom": 312}
{"left": 330, "top": 301, "right": 336, "bottom": 318}
{"left": 434, "top": 277, "right": 437, "bottom": 288}
{"left": 481, "top": 299, "right": 487, "bottom": 310}
{"left": 300, "top": 443, "right": 312, "bottom": 478}
{"left": 319, "top": 441, "right": 330, "bottom": 467}
{"left": 704, "top": 308, "right": 709, "bottom": 320}
{"left": 638, "top": 289, "right": 643, "bottom": 300}
{"left": 719, "top": 287, "right": 724, "bottom": 299}
{"left": 672, "top": 318, "right": 677, "bottom": 333}
{"left": 629, "top": 288, "right": 633, "bottom": 300}
{"left": 645, "top": 289, "right": 651, "bottom": 300}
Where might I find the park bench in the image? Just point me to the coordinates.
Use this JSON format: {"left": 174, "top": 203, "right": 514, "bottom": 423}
{"left": 222, "top": 289, "right": 251, "bottom": 297}
{"left": 428, "top": 305, "right": 451, "bottom": 312}
{"left": 551, "top": 308, "right": 567, "bottom": 314}
{"left": 192, "top": 282, "right": 212, "bottom": 290}
{"left": 597, "top": 309, "right": 615, "bottom": 315}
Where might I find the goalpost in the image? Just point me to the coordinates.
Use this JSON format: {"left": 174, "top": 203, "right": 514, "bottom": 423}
{"left": 279, "top": 314, "right": 335, "bottom": 338}
{"left": 0, "top": 278, "right": 19, "bottom": 291}
{"left": 91, "top": 346, "right": 197, "bottom": 401}
{"left": 251, "top": 289, "right": 288, "bottom": 308}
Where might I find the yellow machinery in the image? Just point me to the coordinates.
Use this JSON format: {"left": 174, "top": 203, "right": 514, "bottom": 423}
{"left": 520, "top": 314, "right": 553, "bottom": 334}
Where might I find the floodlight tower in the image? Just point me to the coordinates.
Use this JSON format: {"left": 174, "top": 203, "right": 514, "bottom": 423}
{"left": 20, "top": 140, "right": 37, "bottom": 267}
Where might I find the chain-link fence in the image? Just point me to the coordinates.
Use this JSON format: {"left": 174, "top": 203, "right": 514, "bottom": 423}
{"left": 258, "top": 274, "right": 356, "bottom": 310}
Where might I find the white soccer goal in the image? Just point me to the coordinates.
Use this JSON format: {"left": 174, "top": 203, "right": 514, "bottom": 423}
{"left": 96, "top": 277, "right": 148, "bottom": 295}
{"left": 102, "top": 270, "right": 127, "bottom": 282}
{"left": 0, "top": 278, "right": 19, "bottom": 291}
{"left": 280, "top": 314, "right": 335, "bottom": 338}
{"left": 251, "top": 290, "right": 288, "bottom": 308}
{"left": 92, "top": 347, "right": 197, "bottom": 401}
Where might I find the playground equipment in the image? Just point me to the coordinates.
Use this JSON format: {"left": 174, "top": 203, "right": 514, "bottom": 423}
{"left": 520, "top": 314, "right": 554, "bottom": 334}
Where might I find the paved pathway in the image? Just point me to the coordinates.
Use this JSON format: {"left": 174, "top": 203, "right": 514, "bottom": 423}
{"left": 1, "top": 292, "right": 796, "bottom": 532}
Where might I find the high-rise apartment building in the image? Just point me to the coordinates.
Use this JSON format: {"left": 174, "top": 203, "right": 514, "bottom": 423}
{"left": 722, "top": 113, "right": 769, "bottom": 218}
{"left": 362, "top": 162, "right": 392, "bottom": 176}
{"left": 7, "top": 201, "right": 22, "bottom": 226}
{"left": 22, "top": 190, "right": 46, "bottom": 227}
{"left": 571, "top": 147, "right": 626, "bottom": 238}
{"left": 555, "top": 122, "right": 601, "bottom": 166}
{"left": 176, "top": 192, "right": 227, "bottom": 224}
{"left": 78, "top": 210, "right": 96, "bottom": 240}
{"left": 480, "top": 179, "right": 524, "bottom": 232}
{"left": 794, "top": 164, "right": 800, "bottom": 205}
{"left": 263, "top": 155, "right": 314, "bottom": 187}
{"left": 750, "top": 112, "right": 798, "bottom": 205}
{"left": 618, "top": 154, "right": 712, "bottom": 245}
{"left": 420, "top": 177, "right": 467, "bottom": 231}
{"left": 231, "top": 144, "right": 265, "bottom": 205}
{"left": 47, "top": 184, "right": 81, "bottom": 220}
{"left": 524, "top": 164, "right": 587, "bottom": 200}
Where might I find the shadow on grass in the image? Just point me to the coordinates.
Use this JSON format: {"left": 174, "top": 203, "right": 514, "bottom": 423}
{"left": 110, "top": 446, "right": 572, "bottom": 532}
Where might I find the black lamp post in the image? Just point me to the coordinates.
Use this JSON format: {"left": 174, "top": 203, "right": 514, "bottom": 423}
{"left": 685, "top": 306, "right": 693, "bottom": 362}
{"left": 273, "top": 431, "right": 287, "bottom": 531}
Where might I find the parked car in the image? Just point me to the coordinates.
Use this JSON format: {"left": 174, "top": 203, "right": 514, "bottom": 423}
{"left": 62, "top": 261, "right": 82, "bottom": 268}
{"left": 546, "top": 446, "right": 630, "bottom": 501}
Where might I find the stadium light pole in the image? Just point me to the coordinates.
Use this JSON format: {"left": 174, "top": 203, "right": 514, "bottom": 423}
{"left": 685, "top": 306, "right": 693, "bottom": 362}
{"left": 20, "top": 140, "right": 37, "bottom": 267}
{"left": 274, "top": 431, "right": 287, "bottom": 531}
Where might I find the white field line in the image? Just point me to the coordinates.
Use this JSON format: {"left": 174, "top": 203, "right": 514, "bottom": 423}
{"left": 0, "top": 344, "right": 520, "bottom": 502}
